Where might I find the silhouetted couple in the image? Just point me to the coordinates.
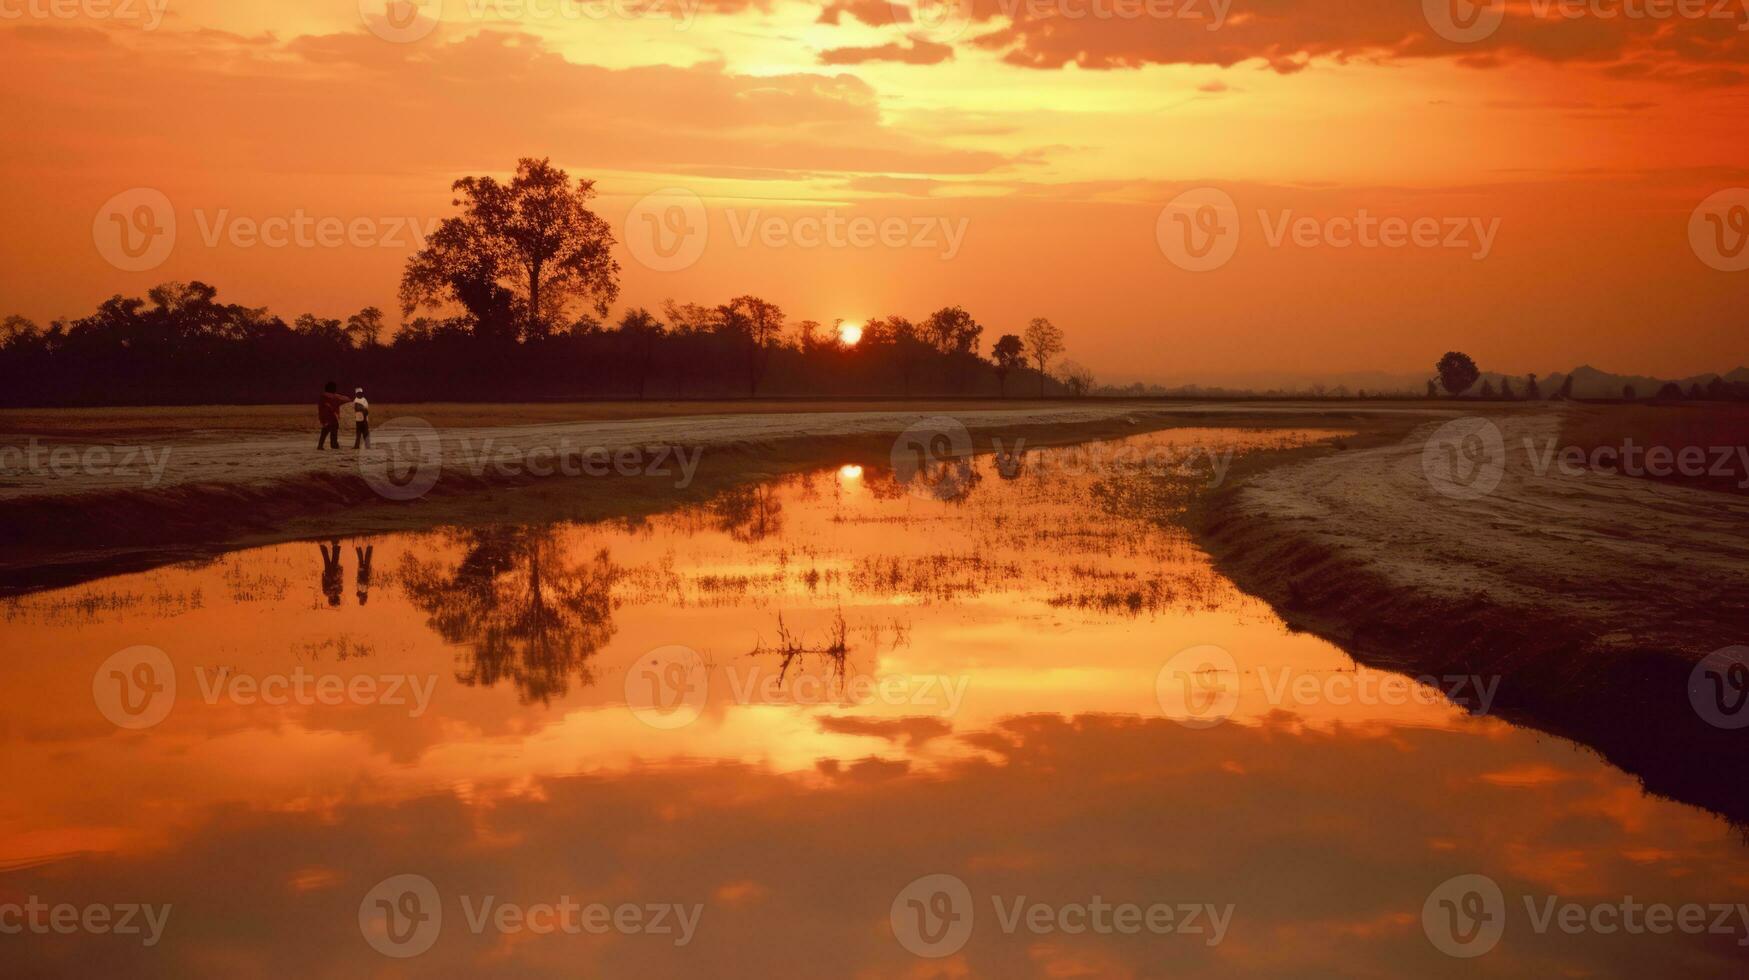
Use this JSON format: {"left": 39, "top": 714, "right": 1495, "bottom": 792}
{"left": 319, "top": 540, "right": 373, "bottom": 606}
{"left": 317, "top": 380, "right": 371, "bottom": 450}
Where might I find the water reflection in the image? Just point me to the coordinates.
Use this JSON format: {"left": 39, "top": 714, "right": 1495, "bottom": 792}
{"left": 706, "top": 484, "right": 784, "bottom": 543}
{"left": 3, "top": 427, "right": 1747, "bottom": 976}
{"left": 399, "top": 526, "right": 620, "bottom": 704}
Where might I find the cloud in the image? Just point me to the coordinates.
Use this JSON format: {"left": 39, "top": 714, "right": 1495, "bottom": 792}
{"left": 851, "top": 0, "right": 1749, "bottom": 84}
{"left": 0, "top": 23, "right": 1008, "bottom": 178}
{"left": 817, "top": 0, "right": 905, "bottom": 27}
{"left": 820, "top": 33, "right": 954, "bottom": 65}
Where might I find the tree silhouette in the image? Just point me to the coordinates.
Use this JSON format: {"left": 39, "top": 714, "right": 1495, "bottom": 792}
{"left": 614, "top": 307, "right": 664, "bottom": 399}
{"left": 707, "top": 484, "right": 785, "bottom": 543}
{"left": 870, "top": 314, "right": 929, "bottom": 396}
{"left": 725, "top": 295, "right": 784, "bottom": 396}
{"left": 2, "top": 278, "right": 1103, "bottom": 404}
{"left": 345, "top": 307, "right": 385, "bottom": 348}
{"left": 923, "top": 306, "right": 983, "bottom": 391}
{"left": 795, "top": 319, "right": 827, "bottom": 353}
{"left": 398, "top": 526, "right": 621, "bottom": 704}
{"left": 1525, "top": 373, "right": 1541, "bottom": 400}
{"left": 1023, "top": 317, "right": 1064, "bottom": 397}
{"left": 1499, "top": 376, "right": 1515, "bottom": 400}
{"left": 992, "top": 333, "right": 1024, "bottom": 397}
{"left": 401, "top": 158, "right": 619, "bottom": 341}
{"left": 0, "top": 314, "right": 34, "bottom": 345}
{"left": 1435, "top": 351, "right": 1480, "bottom": 397}
{"left": 1059, "top": 359, "right": 1095, "bottom": 396}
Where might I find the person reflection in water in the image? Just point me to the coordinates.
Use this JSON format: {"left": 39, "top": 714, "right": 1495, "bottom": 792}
{"left": 319, "top": 539, "right": 344, "bottom": 607}
{"left": 355, "top": 544, "right": 374, "bottom": 605}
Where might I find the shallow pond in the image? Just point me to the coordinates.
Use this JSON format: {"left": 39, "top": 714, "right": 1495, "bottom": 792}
{"left": 3, "top": 428, "right": 1746, "bottom": 976}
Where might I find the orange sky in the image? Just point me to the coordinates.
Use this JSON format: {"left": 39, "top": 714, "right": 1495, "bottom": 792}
{"left": 2, "top": 0, "right": 1747, "bottom": 383}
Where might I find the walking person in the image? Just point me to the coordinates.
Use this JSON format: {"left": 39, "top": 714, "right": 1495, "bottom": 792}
{"left": 355, "top": 544, "right": 374, "bottom": 605}
{"left": 351, "top": 386, "right": 371, "bottom": 449}
{"left": 319, "top": 539, "right": 344, "bottom": 607}
{"left": 317, "top": 381, "right": 352, "bottom": 450}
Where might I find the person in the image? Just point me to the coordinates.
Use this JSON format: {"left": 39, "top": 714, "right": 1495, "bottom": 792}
{"left": 319, "top": 539, "right": 344, "bottom": 607}
{"left": 355, "top": 544, "right": 374, "bottom": 605}
{"left": 317, "top": 381, "right": 352, "bottom": 450}
{"left": 351, "top": 386, "right": 371, "bottom": 448}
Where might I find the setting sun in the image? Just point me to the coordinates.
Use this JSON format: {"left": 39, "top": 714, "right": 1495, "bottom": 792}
{"left": 838, "top": 322, "right": 862, "bottom": 346}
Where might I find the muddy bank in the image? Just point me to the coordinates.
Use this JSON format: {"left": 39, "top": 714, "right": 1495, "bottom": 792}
{"left": 1194, "top": 410, "right": 1749, "bottom": 823}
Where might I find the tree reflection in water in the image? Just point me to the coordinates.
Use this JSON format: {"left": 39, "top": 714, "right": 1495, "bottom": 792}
{"left": 398, "top": 525, "right": 620, "bottom": 704}
{"left": 707, "top": 484, "right": 784, "bottom": 543}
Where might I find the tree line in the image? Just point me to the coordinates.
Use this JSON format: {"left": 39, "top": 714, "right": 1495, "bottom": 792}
{"left": 1432, "top": 351, "right": 1749, "bottom": 402}
{"left": 0, "top": 158, "right": 1087, "bottom": 407}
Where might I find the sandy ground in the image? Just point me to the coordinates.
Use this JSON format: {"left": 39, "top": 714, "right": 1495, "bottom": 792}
{"left": 1234, "top": 412, "right": 1749, "bottom": 652}
{"left": 1199, "top": 409, "right": 1749, "bottom": 821}
{"left": 0, "top": 405, "right": 1150, "bottom": 499}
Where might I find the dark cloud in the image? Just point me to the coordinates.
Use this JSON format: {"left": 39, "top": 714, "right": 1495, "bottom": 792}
{"left": 848, "top": 0, "right": 1749, "bottom": 84}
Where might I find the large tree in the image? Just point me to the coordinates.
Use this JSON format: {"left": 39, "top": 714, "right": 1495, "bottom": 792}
{"left": 1023, "top": 317, "right": 1064, "bottom": 397}
{"left": 721, "top": 295, "right": 785, "bottom": 396}
{"left": 345, "top": 307, "right": 385, "bottom": 348}
{"left": 1435, "top": 351, "right": 1480, "bottom": 397}
{"left": 923, "top": 306, "right": 983, "bottom": 391}
{"left": 992, "top": 333, "right": 1024, "bottom": 397}
{"left": 401, "top": 158, "right": 620, "bottom": 341}
{"left": 923, "top": 306, "right": 982, "bottom": 355}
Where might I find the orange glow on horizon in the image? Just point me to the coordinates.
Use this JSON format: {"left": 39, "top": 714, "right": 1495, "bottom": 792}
{"left": 0, "top": 8, "right": 1743, "bottom": 381}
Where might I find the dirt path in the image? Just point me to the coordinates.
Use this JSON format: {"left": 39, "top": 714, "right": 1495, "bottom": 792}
{"left": 1, "top": 402, "right": 1414, "bottom": 594}
{"left": 1199, "top": 409, "right": 1749, "bottom": 822}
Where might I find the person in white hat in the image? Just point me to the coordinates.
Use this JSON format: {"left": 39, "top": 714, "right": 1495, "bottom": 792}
{"left": 351, "top": 386, "right": 371, "bottom": 448}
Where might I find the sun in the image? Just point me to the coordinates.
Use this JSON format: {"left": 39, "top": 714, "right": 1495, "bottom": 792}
{"left": 838, "top": 321, "right": 863, "bottom": 346}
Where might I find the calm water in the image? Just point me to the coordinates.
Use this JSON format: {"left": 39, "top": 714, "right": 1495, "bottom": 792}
{"left": 3, "top": 429, "right": 1746, "bottom": 977}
